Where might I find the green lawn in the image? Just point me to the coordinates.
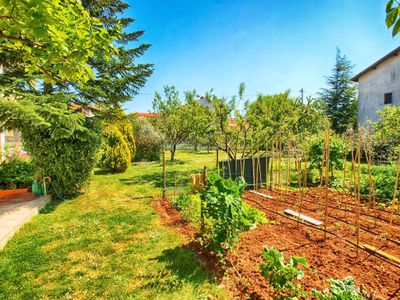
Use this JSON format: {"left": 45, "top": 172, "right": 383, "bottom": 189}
{"left": 0, "top": 151, "right": 226, "bottom": 300}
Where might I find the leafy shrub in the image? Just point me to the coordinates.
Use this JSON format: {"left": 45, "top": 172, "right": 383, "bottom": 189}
{"left": 201, "top": 173, "right": 266, "bottom": 255}
{"left": 98, "top": 124, "right": 131, "bottom": 173}
{"left": 308, "top": 134, "right": 345, "bottom": 176}
{"left": 260, "top": 246, "right": 308, "bottom": 300}
{"left": 180, "top": 194, "right": 202, "bottom": 226}
{"left": 133, "top": 119, "right": 162, "bottom": 162}
{"left": 22, "top": 117, "right": 101, "bottom": 198}
{"left": 313, "top": 277, "right": 365, "bottom": 300}
{"left": 170, "top": 193, "right": 191, "bottom": 211}
{"left": 0, "top": 155, "right": 34, "bottom": 189}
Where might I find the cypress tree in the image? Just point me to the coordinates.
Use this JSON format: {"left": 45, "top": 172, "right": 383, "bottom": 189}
{"left": 320, "top": 48, "right": 357, "bottom": 134}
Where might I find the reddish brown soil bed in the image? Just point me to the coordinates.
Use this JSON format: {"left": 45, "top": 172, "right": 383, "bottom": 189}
{"left": 0, "top": 188, "right": 36, "bottom": 206}
{"left": 154, "top": 190, "right": 400, "bottom": 300}
{"left": 237, "top": 188, "right": 400, "bottom": 299}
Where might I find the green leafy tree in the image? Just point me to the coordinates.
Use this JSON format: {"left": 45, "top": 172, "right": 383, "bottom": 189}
{"left": 185, "top": 91, "right": 215, "bottom": 151}
{"left": 207, "top": 83, "right": 249, "bottom": 160}
{"left": 152, "top": 86, "right": 198, "bottom": 161}
{"left": 386, "top": 0, "right": 400, "bottom": 36}
{"left": 0, "top": 0, "right": 117, "bottom": 84}
{"left": 372, "top": 105, "right": 400, "bottom": 158}
{"left": 320, "top": 48, "right": 357, "bottom": 134}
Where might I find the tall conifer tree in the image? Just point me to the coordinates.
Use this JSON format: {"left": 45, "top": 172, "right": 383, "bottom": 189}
{"left": 320, "top": 48, "right": 357, "bottom": 134}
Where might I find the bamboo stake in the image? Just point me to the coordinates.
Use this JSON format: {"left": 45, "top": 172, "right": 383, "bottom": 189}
{"left": 286, "top": 133, "right": 291, "bottom": 191}
{"left": 241, "top": 133, "right": 246, "bottom": 177}
{"left": 258, "top": 152, "right": 262, "bottom": 189}
{"left": 265, "top": 140, "right": 269, "bottom": 188}
{"left": 227, "top": 155, "right": 232, "bottom": 179}
{"left": 324, "top": 129, "right": 331, "bottom": 241}
{"left": 251, "top": 139, "right": 255, "bottom": 189}
{"left": 216, "top": 148, "right": 219, "bottom": 175}
{"left": 390, "top": 154, "right": 400, "bottom": 229}
{"left": 162, "top": 150, "right": 166, "bottom": 200}
{"left": 320, "top": 134, "right": 326, "bottom": 188}
{"left": 356, "top": 128, "right": 362, "bottom": 257}
{"left": 361, "top": 127, "right": 375, "bottom": 208}
{"left": 174, "top": 173, "right": 177, "bottom": 201}
{"left": 255, "top": 147, "right": 259, "bottom": 190}
{"left": 270, "top": 140, "right": 274, "bottom": 190}
{"left": 278, "top": 135, "right": 282, "bottom": 190}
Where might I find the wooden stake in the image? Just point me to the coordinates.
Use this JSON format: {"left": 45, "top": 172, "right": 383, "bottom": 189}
{"left": 265, "top": 140, "right": 269, "bottom": 188}
{"left": 250, "top": 139, "right": 254, "bottom": 189}
{"left": 200, "top": 166, "right": 208, "bottom": 233}
{"left": 162, "top": 150, "right": 166, "bottom": 200}
{"left": 390, "top": 154, "right": 400, "bottom": 228}
{"left": 278, "top": 136, "right": 282, "bottom": 190}
{"left": 324, "top": 129, "right": 331, "bottom": 241}
{"left": 356, "top": 128, "right": 362, "bottom": 257}
{"left": 216, "top": 148, "right": 219, "bottom": 175}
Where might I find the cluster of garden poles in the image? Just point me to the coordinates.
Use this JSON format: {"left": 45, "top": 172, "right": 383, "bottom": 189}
{"left": 216, "top": 127, "right": 399, "bottom": 258}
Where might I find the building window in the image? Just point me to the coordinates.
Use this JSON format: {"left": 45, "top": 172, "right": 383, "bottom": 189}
{"left": 384, "top": 93, "right": 393, "bottom": 105}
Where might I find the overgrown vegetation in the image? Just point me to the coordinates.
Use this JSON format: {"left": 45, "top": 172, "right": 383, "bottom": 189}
{"left": 260, "top": 246, "right": 308, "bottom": 300}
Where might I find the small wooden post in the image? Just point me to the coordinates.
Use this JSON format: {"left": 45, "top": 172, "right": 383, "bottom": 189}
{"left": 265, "top": 140, "right": 269, "bottom": 188}
{"left": 201, "top": 166, "right": 208, "bottom": 233}
{"left": 216, "top": 148, "right": 219, "bottom": 175}
{"left": 251, "top": 139, "right": 255, "bottom": 189}
{"left": 174, "top": 173, "right": 177, "bottom": 201}
{"left": 162, "top": 150, "right": 166, "bottom": 200}
{"left": 390, "top": 155, "right": 400, "bottom": 228}
{"left": 324, "top": 129, "right": 331, "bottom": 241}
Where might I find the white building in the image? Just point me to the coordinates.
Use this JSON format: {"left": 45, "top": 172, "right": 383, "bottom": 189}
{"left": 352, "top": 46, "right": 400, "bottom": 126}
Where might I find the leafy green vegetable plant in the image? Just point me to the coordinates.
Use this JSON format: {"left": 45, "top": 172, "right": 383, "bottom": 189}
{"left": 313, "top": 277, "right": 365, "bottom": 300}
{"left": 260, "top": 246, "right": 308, "bottom": 300}
{"left": 200, "top": 173, "right": 266, "bottom": 256}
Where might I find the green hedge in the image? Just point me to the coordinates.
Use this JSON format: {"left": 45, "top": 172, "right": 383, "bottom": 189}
{"left": 0, "top": 155, "right": 34, "bottom": 189}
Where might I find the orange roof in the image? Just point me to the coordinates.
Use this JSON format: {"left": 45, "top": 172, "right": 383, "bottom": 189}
{"left": 137, "top": 112, "right": 159, "bottom": 119}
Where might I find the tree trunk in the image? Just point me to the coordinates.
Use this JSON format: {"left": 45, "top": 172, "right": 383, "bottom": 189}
{"left": 194, "top": 142, "right": 198, "bottom": 152}
{"left": 170, "top": 144, "right": 177, "bottom": 162}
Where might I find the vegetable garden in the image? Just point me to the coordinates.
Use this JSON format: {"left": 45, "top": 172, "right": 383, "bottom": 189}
{"left": 159, "top": 125, "right": 400, "bottom": 299}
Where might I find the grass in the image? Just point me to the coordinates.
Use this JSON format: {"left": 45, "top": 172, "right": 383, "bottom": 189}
{"left": 0, "top": 150, "right": 226, "bottom": 300}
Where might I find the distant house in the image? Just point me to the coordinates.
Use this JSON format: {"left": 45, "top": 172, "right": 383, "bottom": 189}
{"left": 0, "top": 129, "right": 24, "bottom": 160}
{"left": 352, "top": 46, "right": 400, "bottom": 126}
{"left": 136, "top": 112, "right": 159, "bottom": 120}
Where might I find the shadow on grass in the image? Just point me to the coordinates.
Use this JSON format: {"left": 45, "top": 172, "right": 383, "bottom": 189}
{"left": 139, "top": 245, "right": 213, "bottom": 292}
{"left": 39, "top": 199, "right": 63, "bottom": 214}
{"left": 119, "top": 169, "right": 201, "bottom": 188}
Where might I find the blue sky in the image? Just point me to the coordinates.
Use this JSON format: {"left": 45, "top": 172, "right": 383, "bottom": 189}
{"left": 124, "top": 0, "right": 399, "bottom": 113}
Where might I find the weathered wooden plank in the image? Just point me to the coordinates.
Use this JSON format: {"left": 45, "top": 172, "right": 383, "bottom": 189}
{"left": 361, "top": 243, "right": 400, "bottom": 265}
{"left": 284, "top": 209, "right": 323, "bottom": 226}
{"left": 251, "top": 191, "right": 274, "bottom": 199}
